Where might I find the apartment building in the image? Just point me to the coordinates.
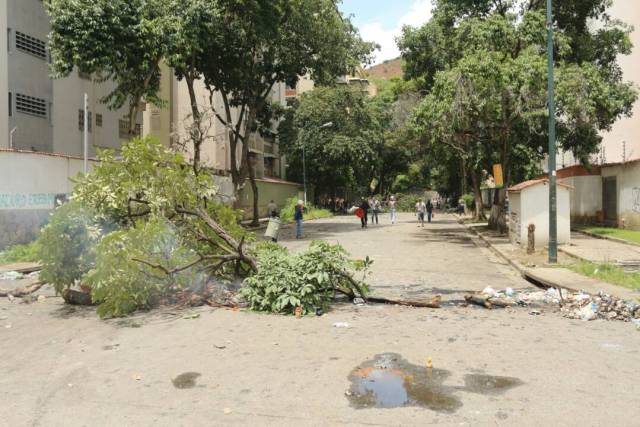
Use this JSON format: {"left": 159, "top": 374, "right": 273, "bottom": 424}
{"left": 142, "top": 64, "right": 303, "bottom": 216}
{"left": 0, "top": 0, "right": 141, "bottom": 156}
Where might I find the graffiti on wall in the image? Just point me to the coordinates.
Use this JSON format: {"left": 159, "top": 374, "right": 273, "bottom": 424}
{"left": 633, "top": 187, "right": 640, "bottom": 213}
{"left": 0, "top": 193, "right": 66, "bottom": 210}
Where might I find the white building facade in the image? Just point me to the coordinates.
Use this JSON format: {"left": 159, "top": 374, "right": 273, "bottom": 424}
{"left": 1, "top": 0, "right": 141, "bottom": 155}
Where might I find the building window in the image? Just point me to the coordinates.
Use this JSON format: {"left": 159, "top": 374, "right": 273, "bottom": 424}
{"left": 15, "top": 31, "right": 47, "bottom": 60}
{"left": 15, "top": 93, "right": 47, "bottom": 118}
{"left": 96, "top": 113, "right": 103, "bottom": 127}
{"left": 8, "top": 92, "right": 12, "bottom": 117}
{"left": 78, "top": 109, "right": 92, "bottom": 132}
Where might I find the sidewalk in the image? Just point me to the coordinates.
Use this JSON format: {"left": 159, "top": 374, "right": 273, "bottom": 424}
{"left": 459, "top": 218, "right": 640, "bottom": 302}
{"left": 561, "top": 231, "right": 640, "bottom": 264}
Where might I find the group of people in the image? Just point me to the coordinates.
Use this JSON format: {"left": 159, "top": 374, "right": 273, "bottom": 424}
{"left": 357, "top": 196, "right": 434, "bottom": 229}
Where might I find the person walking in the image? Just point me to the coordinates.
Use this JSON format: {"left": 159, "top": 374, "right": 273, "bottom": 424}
{"left": 359, "top": 198, "right": 370, "bottom": 229}
{"left": 294, "top": 200, "right": 304, "bottom": 239}
{"left": 416, "top": 199, "right": 427, "bottom": 227}
{"left": 267, "top": 200, "right": 278, "bottom": 218}
{"left": 426, "top": 199, "right": 434, "bottom": 223}
{"left": 371, "top": 197, "right": 380, "bottom": 225}
{"left": 388, "top": 196, "right": 397, "bottom": 224}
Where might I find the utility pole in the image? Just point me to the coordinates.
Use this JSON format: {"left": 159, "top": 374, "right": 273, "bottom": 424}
{"left": 83, "top": 93, "right": 89, "bottom": 174}
{"left": 546, "top": 0, "right": 558, "bottom": 264}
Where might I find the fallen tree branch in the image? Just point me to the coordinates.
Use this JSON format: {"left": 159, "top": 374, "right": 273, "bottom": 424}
{"left": 464, "top": 294, "right": 515, "bottom": 309}
{"left": 368, "top": 295, "right": 442, "bottom": 308}
{"left": 0, "top": 281, "right": 45, "bottom": 298}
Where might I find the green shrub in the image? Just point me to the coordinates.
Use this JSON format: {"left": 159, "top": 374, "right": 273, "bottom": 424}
{"left": 241, "top": 241, "right": 371, "bottom": 315}
{"left": 38, "top": 201, "right": 102, "bottom": 294}
{"left": 461, "top": 194, "right": 474, "bottom": 210}
{"left": 392, "top": 174, "right": 411, "bottom": 193}
{"left": 0, "top": 240, "right": 42, "bottom": 265}
{"left": 279, "top": 198, "right": 332, "bottom": 223}
{"left": 87, "top": 218, "right": 199, "bottom": 318}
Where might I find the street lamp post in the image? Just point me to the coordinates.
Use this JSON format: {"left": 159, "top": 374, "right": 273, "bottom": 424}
{"left": 547, "top": 0, "right": 558, "bottom": 263}
{"left": 302, "top": 121, "right": 333, "bottom": 205}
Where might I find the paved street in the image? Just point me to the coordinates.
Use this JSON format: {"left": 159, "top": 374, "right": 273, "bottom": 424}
{"left": 1, "top": 213, "right": 640, "bottom": 426}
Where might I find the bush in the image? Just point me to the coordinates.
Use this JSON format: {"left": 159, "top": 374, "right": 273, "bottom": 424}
{"left": 87, "top": 218, "right": 199, "bottom": 318}
{"left": 392, "top": 174, "right": 411, "bottom": 193}
{"left": 38, "top": 202, "right": 102, "bottom": 294}
{"left": 279, "top": 198, "right": 332, "bottom": 223}
{"left": 241, "top": 241, "right": 371, "bottom": 315}
{"left": 461, "top": 194, "right": 474, "bottom": 210}
{"left": 0, "top": 240, "right": 42, "bottom": 265}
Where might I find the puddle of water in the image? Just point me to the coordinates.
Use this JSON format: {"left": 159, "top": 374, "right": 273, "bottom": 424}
{"left": 172, "top": 372, "right": 201, "bottom": 389}
{"left": 347, "top": 353, "right": 522, "bottom": 412}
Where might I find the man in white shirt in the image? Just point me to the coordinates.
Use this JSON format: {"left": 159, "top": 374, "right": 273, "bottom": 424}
{"left": 416, "top": 199, "right": 427, "bottom": 227}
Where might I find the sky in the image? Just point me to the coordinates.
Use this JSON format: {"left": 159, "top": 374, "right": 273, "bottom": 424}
{"left": 339, "top": 0, "right": 433, "bottom": 64}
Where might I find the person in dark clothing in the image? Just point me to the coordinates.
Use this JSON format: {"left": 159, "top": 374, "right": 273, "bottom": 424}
{"left": 359, "top": 198, "right": 370, "bottom": 229}
{"left": 294, "top": 200, "right": 304, "bottom": 239}
{"left": 426, "top": 199, "right": 434, "bottom": 223}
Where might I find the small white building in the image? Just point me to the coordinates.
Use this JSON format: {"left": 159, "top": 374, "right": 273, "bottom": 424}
{"left": 508, "top": 178, "right": 572, "bottom": 247}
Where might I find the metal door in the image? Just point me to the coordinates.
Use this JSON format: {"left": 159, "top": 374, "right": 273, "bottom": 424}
{"left": 602, "top": 177, "right": 617, "bottom": 225}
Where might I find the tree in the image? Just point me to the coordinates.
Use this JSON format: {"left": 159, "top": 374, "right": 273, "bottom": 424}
{"left": 48, "top": 0, "right": 374, "bottom": 225}
{"left": 401, "top": 0, "right": 637, "bottom": 228}
{"left": 279, "top": 86, "right": 385, "bottom": 202}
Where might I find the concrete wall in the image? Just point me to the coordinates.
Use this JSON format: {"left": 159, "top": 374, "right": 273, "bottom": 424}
{"left": 238, "top": 179, "right": 303, "bottom": 219}
{"left": 0, "top": 0, "right": 8, "bottom": 149}
{"left": 0, "top": 150, "right": 96, "bottom": 249}
{"left": 508, "top": 192, "right": 522, "bottom": 245}
{"left": 509, "top": 184, "right": 571, "bottom": 247}
{"left": 602, "top": 162, "right": 640, "bottom": 229}
{"left": 602, "top": 0, "right": 640, "bottom": 164}
{"left": 560, "top": 175, "right": 602, "bottom": 224}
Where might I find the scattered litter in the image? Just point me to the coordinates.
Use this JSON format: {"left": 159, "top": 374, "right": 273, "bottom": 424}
{"left": 482, "top": 286, "right": 498, "bottom": 297}
{"left": 37, "top": 295, "right": 46, "bottom": 303}
{"left": 315, "top": 308, "right": 324, "bottom": 316}
{"left": 561, "top": 291, "right": 640, "bottom": 322}
{"left": 505, "top": 288, "right": 515, "bottom": 298}
{"left": 223, "top": 408, "right": 232, "bottom": 415}
{"left": 632, "top": 319, "right": 640, "bottom": 330}
{"left": 67, "top": 383, "right": 73, "bottom": 388}
{"left": 529, "top": 310, "right": 542, "bottom": 316}
{"left": 353, "top": 297, "right": 365, "bottom": 306}
{"left": 133, "top": 374, "right": 142, "bottom": 381}
{"left": 214, "top": 344, "right": 226, "bottom": 350}
{"left": 333, "top": 322, "right": 350, "bottom": 328}
{"left": 0, "top": 271, "right": 24, "bottom": 281}
{"left": 7, "top": 294, "right": 15, "bottom": 303}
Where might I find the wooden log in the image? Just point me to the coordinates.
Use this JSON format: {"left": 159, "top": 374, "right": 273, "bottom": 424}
{"left": 465, "top": 295, "right": 492, "bottom": 309}
{"left": 368, "top": 295, "right": 441, "bottom": 308}
{"left": 487, "top": 298, "right": 516, "bottom": 308}
{"left": 0, "top": 281, "right": 45, "bottom": 298}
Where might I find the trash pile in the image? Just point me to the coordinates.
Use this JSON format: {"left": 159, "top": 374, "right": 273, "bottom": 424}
{"left": 560, "top": 291, "right": 640, "bottom": 323}
{"left": 474, "top": 286, "right": 640, "bottom": 327}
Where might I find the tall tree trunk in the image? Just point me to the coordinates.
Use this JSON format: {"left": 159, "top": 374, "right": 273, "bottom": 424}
{"left": 488, "top": 123, "right": 511, "bottom": 233}
{"left": 461, "top": 158, "right": 468, "bottom": 195}
{"left": 185, "top": 76, "right": 203, "bottom": 175}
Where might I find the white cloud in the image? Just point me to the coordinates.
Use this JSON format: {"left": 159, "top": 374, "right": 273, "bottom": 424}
{"left": 361, "top": 0, "right": 433, "bottom": 64}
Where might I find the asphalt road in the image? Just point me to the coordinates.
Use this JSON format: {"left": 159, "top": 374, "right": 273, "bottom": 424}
{"left": 1, "top": 213, "right": 639, "bottom": 426}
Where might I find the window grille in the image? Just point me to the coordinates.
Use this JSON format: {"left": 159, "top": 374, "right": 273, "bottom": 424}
{"left": 15, "top": 31, "right": 47, "bottom": 59}
{"left": 15, "top": 93, "right": 47, "bottom": 118}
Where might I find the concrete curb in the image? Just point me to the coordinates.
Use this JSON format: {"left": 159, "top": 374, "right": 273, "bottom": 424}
{"left": 572, "top": 229, "right": 640, "bottom": 248}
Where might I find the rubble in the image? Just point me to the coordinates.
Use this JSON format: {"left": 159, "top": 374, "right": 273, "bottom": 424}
{"left": 560, "top": 291, "right": 640, "bottom": 322}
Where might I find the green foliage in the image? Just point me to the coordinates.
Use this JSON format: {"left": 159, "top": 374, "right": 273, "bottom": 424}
{"left": 241, "top": 241, "right": 371, "bottom": 315}
{"left": 392, "top": 175, "right": 411, "bottom": 193}
{"left": 401, "top": 0, "right": 637, "bottom": 208}
{"left": 279, "top": 198, "right": 332, "bottom": 223}
{"left": 569, "top": 261, "right": 640, "bottom": 291}
{"left": 461, "top": 194, "right": 474, "bottom": 210}
{"left": 38, "top": 202, "right": 102, "bottom": 294}
{"left": 279, "top": 86, "right": 386, "bottom": 196}
{"left": 72, "top": 137, "right": 215, "bottom": 223}
{"left": 576, "top": 226, "right": 640, "bottom": 246}
{"left": 0, "top": 241, "right": 42, "bottom": 265}
{"left": 87, "top": 218, "right": 198, "bottom": 318}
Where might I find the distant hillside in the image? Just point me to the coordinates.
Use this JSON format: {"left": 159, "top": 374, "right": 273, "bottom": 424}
{"left": 365, "top": 58, "right": 403, "bottom": 80}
